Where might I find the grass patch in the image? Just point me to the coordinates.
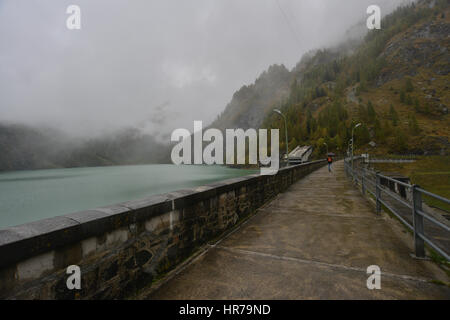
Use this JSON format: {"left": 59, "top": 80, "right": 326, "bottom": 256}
{"left": 428, "top": 247, "right": 450, "bottom": 267}
{"left": 372, "top": 156, "right": 450, "bottom": 211}
{"left": 430, "top": 279, "right": 450, "bottom": 287}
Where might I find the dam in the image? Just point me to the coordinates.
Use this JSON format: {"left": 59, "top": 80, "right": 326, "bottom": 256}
{"left": 0, "top": 160, "right": 449, "bottom": 299}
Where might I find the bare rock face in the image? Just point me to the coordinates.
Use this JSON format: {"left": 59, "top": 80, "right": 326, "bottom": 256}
{"left": 414, "top": 136, "right": 450, "bottom": 156}
{"left": 377, "top": 20, "right": 450, "bottom": 86}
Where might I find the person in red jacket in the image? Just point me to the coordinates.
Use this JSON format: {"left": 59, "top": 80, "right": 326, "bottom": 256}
{"left": 327, "top": 155, "right": 333, "bottom": 172}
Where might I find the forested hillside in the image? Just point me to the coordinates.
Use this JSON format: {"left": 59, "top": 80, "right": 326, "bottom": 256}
{"left": 260, "top": 0, "right": 449, "bottom": 158}
{"left": 210, "top": 64, "right": 292, "bottom": 130}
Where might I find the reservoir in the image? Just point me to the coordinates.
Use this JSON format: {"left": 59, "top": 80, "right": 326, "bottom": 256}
{"left": 0, "top": 164, "right": 257, "bottom": 229}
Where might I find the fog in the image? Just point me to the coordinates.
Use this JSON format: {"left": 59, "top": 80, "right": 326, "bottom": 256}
{"left": 0, "top": 0, "right": 410, "bottom": 140}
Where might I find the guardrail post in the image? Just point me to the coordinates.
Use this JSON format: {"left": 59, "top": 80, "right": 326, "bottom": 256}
{"left": 412, "top": 185, "right": 425, "bottom": 258}
{"left": 349, "top": 162, "right": 351, "bottom": 178}
{"left": 345, "top": 160, "right": 349, "bottom": 178}
{"left": 351, "top": 162, "right": 355, "bottom": 181}
{"left": 375, "top": 172, "right": 381, "bottom": 213}
{"left": 361, "top": 168, "right": 365, "bottom": 195}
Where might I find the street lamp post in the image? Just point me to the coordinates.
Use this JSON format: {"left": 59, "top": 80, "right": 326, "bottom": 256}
{"left": 323, "top": 142, "right": 328, "bottom": 156}
{"left": 273, "top": 109, "right": 289, "bottom": 166}
{"left": 351, "top": 123, "right": 362, "bottom": 172}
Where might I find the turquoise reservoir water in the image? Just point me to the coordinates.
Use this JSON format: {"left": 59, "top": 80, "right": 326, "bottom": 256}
{"left": 0, "top": 165, "right": 257, "bottom": 229}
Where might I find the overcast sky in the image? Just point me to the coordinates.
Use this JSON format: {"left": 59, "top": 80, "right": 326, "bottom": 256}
{"left": 0, "top": 0, "right": 410, "bottom": 139}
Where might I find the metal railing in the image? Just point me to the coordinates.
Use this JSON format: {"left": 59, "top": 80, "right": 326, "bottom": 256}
{"left": 344, "top": 157, "right": 450, "bottom": 261}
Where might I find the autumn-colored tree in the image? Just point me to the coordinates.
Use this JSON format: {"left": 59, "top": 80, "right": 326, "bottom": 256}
{"left": 389, "top": 104, "right": 399, "bottom": 126}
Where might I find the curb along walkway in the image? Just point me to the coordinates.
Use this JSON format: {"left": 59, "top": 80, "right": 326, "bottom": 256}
{"left": 142, "top": 161, "right": 450, "bottom": 299}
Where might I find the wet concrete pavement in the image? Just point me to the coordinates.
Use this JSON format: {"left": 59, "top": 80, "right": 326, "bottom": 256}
{"left": 143, "top": 161, "right": 450, "bottom": 299}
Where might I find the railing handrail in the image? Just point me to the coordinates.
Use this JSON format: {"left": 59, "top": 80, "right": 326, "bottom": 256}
{"left": 344, "top": 158, "right": 448, "bottom": 203}
{"left": 416, "top": 187, "right": 450, "bottom": 205}
{"left": 377, "top": 173, "right": 413, "bottom": 189}
{"left": 343, "top": 158, "right": 449, "bottom": 261}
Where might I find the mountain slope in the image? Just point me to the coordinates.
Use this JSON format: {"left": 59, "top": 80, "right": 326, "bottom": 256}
{"left": 1, "top": 0, "right": 448, "bottom": 171}
{"left": 210, "top": 64, "right": 292, "bottom": 130}
{"left": 252, "top": 0, "right": 450, "bottom": 158}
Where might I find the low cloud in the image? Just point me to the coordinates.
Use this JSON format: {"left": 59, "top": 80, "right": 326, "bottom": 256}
{"left": 0, "top": 0, "right": 410, "bottom": 138}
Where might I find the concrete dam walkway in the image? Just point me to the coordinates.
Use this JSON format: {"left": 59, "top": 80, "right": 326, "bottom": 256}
{"left": 141, "top": 161, "right": 450, "bottom": 299}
